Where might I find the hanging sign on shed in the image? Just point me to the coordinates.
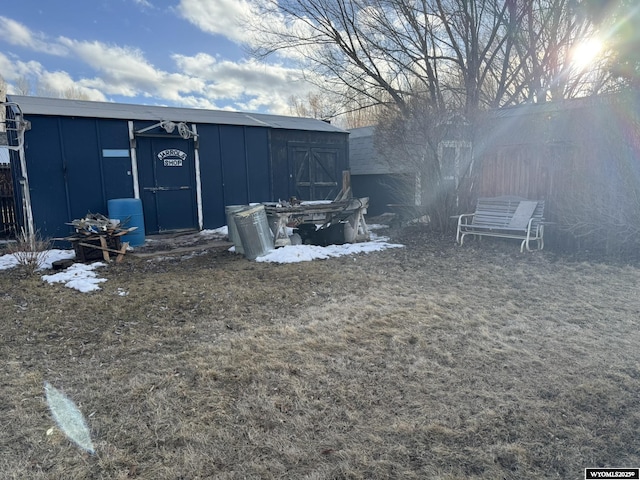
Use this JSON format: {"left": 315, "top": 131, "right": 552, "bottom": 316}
{"left": 157, "top": 148, "right": 187, "bottom": 167}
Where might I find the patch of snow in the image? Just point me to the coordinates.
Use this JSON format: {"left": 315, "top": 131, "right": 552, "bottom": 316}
{"left": 0, "top": 249, "right": 76, "bottom": 271}
{"left": 1, "top": 249, "right": 108, "bottom": 293}
{"left": 367, "top": 224, "right": 389, "bottom": 231}
{"left": 300, "top": 200, "right": 333, "bottom": 205}
{"left": 256, "top": 237, "right": 404, "bottom": 264}
{"left": 38, "top": 250, "right": 78, "bottom": 270}
{"left": 200, "top": 226, "right": 228, "bottom": 237}
{"left": 0, "top": 221, "right": 403, "bottom": 289}
{"left": 0, "top": 252, "right": 19, "bottom": 270}
{"left": 41, "top": 262, "right": 107, "bottom": 293}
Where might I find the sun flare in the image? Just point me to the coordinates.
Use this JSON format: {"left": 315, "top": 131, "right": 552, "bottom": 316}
{"left": 571, "top": 37, "right": 604, "bottom": 70}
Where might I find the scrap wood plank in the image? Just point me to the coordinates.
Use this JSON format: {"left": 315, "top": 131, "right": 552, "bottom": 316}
{"left": 98, "top": 236, "right": 110, "bottom": 262}
{"left": 111, "top": 227, "right": 137, "bottom": 236}
{"left": 77, "top": 241, "right": 129, "bottom": 263}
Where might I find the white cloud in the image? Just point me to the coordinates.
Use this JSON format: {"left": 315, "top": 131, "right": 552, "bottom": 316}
{"left": 58, "top": 38, "right": 159, "bottom": 83}
{"left": 172, "top": 52, "right": 218, "bottom": 78}
{"left": 0, "top": 14, "right": 320, "bottom": 115}
{"left": 0, "top": 52, "right": 43, "bottom": 82}
{"left": 174, "top": 0, "right": 327, "bottom": 70}
{"left": 56, "top": 38, "right": 207, "bottom": 99}
{"left": 176, "top": 0, "right": 255, "bottom": 45}
{"left": 174, "top": 53, "right": 312, "bottom": 112}
{"left": 133, "top": 0, "right": 153, "bottom": 8}
{"left": 170, "top": 95, "right": 222, "bottom": 110}
{"left": 175, "top": 0, "right": 306, "bottom": 57}
{"left": 0, "top": 16, "right": 67, "bottom": 55}
{"left": 38, "top": 71, "right": 107, "bottom": 101}
{"left": 175, "top": 54, "right": 303, "bottom": 94}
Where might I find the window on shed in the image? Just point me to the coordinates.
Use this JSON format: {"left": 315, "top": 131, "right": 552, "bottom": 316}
{"left": 438, "top": 141, "right": 472, "bottom": 189}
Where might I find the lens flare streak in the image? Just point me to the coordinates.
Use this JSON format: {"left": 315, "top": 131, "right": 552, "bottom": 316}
{"left": 44, "top": 382, "right": 95, "bottom": 454}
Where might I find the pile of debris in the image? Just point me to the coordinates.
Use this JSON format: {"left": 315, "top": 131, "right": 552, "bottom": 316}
{"left": 62, "top": 213, "right": 137, "bottom": 263}
{"left": 67, "top": 213, "right": 122, "bottom": 234}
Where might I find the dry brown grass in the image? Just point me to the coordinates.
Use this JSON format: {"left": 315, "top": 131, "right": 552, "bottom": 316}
{"left": 1, "top": 227, "right": 640, "bottom": 479}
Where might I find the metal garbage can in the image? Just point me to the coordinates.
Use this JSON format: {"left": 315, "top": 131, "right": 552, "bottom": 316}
{"left": 233, "top": 205, "right": 274, "bottom": 260}
{"left": 225, "top": 205, "right": 248, "bottom": 254}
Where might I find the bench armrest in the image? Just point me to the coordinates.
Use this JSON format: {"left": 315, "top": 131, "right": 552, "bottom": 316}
{"left": 455, "top": 214, "right": 475, "bottom": 244}
{"left": 457, "top": 213, "right": 475, "bottom": 227}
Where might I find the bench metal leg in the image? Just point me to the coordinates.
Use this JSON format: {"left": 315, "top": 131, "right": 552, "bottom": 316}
{"left": 524, "top": 236, "right": 544, "bottom": 252}
{"left": 461, "top": 231, "right": 543, "bottom": 252}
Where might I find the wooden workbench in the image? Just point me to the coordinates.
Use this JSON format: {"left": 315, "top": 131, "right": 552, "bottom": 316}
{"left": 263, "top": 197, "right": 370, "bottom": 247}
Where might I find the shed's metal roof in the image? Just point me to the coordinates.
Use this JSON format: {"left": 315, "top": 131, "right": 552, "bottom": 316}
{"left": 6, "top": 95, "right": 347, "bottom": 133}
{"left": 492, "top": 91, "right": 640, "bottom": 119}
{"left": 349, "top": 126, "right": 382, "bottom": 175}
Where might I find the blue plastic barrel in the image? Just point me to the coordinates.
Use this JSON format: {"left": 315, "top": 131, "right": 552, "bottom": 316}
{"left": 107, "top": 198, "right": 146, "bottom": 247}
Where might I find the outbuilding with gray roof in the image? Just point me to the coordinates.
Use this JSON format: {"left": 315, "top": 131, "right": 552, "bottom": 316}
{"left": 5, "top": 95, "right": 349, "bottom": 241}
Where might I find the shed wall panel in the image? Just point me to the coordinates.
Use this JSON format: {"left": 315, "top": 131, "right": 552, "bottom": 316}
{"left": 220, "top": 125, "right": 249, "bottom": 206}
{"left": 99, "top": 120, "right": 135, "bottom": 201}
{"left": 245, "top": 127, "right": 271, "bottom": 203}
{"left": 197, "top": 124, "right": 225, "bottom": 229}
{"left": 60, "top": 118, "right": 105, "bottom": 220}
{"left": 24, "top": 117, "right": 70, "bottom": 238}
{"left": 23, "top": 117, "right": 135, "bottom": 239}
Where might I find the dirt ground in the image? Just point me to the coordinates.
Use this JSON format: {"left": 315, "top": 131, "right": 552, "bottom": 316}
{"left": 1, "top": 223, "right": 640, "bottom": 479}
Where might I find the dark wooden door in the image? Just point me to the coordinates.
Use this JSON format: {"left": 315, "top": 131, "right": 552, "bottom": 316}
{"left": 290, "top": 145, "right": 340, "bottom": 200}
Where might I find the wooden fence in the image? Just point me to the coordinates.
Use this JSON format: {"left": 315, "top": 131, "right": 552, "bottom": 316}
{"left": 0, "top": 163, "right": 17, "bottom": 237}
{"left": 472, "top": 92, "right": 640, "bottom": 254}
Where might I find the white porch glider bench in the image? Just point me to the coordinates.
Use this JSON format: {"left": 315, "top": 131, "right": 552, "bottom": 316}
{"left": 456, "top": 196, "right": 545, "bottom": 252}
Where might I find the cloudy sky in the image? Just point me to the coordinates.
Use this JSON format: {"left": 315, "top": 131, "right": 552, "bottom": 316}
{"left": 0, "top": 0, "right": 315, "bottom": 114}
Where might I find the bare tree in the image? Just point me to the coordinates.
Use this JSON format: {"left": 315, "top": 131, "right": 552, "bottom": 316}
{"left": 253, "top": 0, "right": 448, "bottom": 114}
{"left": 36, "top": 85, "right": 93, "bottom": 101}
{"left": 14, "top": 76, "right": 32, "bottom": 96}
{"left": 373, "top": 95, "right": 476, "bottom": 230}
{"left": 518, "top": 0, "right": 613, "bottom": 101}
{"left": 0, "top": 74, "right": 6, "bottom": 101}
{"left": 254, "top": 1, "right": 607, "bottom": 114}
{"left": 7, "top": 74, "right": 92, "bottom": 101}
{"left": 340, "top": 102, "right": 383, "bottom": 129}
{"left": 0, "top": 74, "right": 6, "bottom": 133}
{"left": 251, "top": 0, "right": 628, "bottom": 231}
{"left": 288, "top": 91, "right": 339, "bottom": 120}
{"left": 251, "top": 0, "right": 516, "bottom": 228}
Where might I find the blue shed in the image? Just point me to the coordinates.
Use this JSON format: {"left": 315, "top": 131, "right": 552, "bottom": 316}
{"left": 5, "top": 95, "right": 349, "bottom": 240}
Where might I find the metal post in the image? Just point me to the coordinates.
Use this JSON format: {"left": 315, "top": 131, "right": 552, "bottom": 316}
{"left": 128, "top": 121, "right": 140, "bottom": 199}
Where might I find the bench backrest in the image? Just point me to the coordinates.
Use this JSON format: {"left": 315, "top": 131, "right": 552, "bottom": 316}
{"left": 471, "top": 196, "right": 544, "bottom": 229}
